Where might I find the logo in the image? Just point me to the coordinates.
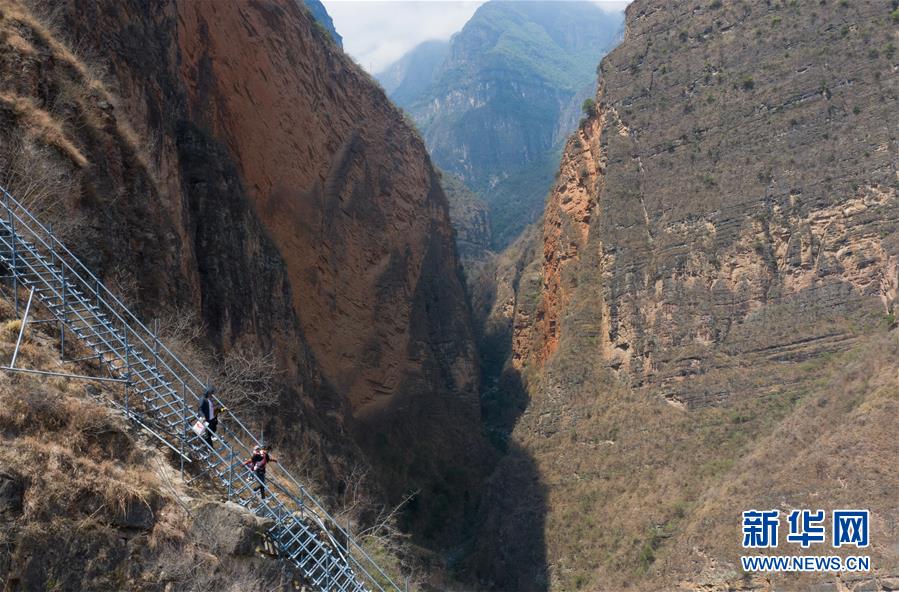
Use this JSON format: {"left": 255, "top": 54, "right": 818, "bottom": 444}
{"left": 742, "top": 510, "right": 780, "bottom": 548}
{"left": 786, "top": 509, "right": 825, "bottom": 548}
{"left": 740, "top": 509, "right": 870, "bottom": 573}
{"left": 832, "top": 510, "right": 869, "bottom": 548}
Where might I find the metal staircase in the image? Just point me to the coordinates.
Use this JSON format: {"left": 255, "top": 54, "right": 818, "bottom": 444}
{"left": 0, "top": 183, "right": 402, "bottom": 592}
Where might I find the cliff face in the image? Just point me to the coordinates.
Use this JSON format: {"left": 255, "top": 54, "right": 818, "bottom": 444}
{"left": 471, "top": 0, "right": 899, "bottom": 589}
{"left": 441, "top": 172, "right": 492, "bottom": 271}
{"left": 173, "top": 5, "right": 487, "bottom": 535}
{"left": 517, "top": 0, "right": 899, "bottom": 407}
{"left": 175, "top": 0, "right": 479, "bottom": 424}
{"left": 383, "top": 1, "right": 623, "bottom": 248}
{"left": 1, "top": 0, "right": 487, "bottom": 544}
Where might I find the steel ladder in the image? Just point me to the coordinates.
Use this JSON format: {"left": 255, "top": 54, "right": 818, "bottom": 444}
{"left": 0, "top": 183, "right": 401, "bottom": 592}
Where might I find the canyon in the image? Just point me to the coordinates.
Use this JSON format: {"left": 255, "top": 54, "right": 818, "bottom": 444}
{"left": 0, "top": 0, "right": 896, "bottom": 590}
{"left": 379, "top": 1, "right": 623, "bottom": 249}
{"left": 0, "top": 0, "right": 487, "bottom": 581}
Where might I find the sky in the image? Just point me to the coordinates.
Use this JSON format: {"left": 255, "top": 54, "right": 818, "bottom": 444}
{"left": 321, "top": 1, "right": 631, "bottom": 74}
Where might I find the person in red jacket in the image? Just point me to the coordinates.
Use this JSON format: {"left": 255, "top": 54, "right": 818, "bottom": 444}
{"left": 244, "top": 445, "right": 276, "bottom": 499}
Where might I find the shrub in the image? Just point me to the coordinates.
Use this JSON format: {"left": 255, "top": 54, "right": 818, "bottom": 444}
{"left": 581, "top": 98, "right": 597, "bottom": 117}
{"left": 3, "top": 319, "right": 22, "bottom": 338}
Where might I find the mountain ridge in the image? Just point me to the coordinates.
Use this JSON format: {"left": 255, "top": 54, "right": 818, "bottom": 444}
{"left": 470, "top": 0, "right": 899, "bottom": 588}
{"left": 380, "top": 0, "right": 624, "bottom": 249}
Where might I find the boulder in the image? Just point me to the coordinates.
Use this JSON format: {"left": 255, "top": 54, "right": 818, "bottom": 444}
{"left": 189, "top": 500, "right": 273, "bottom": 557}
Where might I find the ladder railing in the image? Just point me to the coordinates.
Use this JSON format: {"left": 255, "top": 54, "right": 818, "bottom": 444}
{"left": 0, "top": 183, "right": 402, "bottom": 592}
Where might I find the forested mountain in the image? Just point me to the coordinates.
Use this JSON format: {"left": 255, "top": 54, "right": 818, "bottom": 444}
{"left": 378, "top": 1, "right": 623, "bottom": 248}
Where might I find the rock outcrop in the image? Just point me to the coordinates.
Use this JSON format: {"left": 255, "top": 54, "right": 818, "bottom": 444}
{"left": 516, "top": 0, "right": 899, "bottom": 407}
{"left": 0, "top": 0, "right": 488, "bottom": 545}
{"left": 471, "top": 0, "right": 899, "bottom": 590}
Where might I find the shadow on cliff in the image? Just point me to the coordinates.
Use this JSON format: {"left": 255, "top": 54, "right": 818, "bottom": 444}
{"left": 464, "top": 293, "right": 549, "bottom": 591}
{"left": 469, "top": 368, "right": 549, "bottom": 592}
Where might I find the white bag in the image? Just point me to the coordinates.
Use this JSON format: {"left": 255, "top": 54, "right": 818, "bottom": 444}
{"left": 192, "top": 419, "right": 208, "bottom": 437}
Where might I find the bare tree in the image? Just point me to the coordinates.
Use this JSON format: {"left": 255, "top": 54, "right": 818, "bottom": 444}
{"left": 216, "top": 344, "right": 279, "bottom": 415}
{"left": 155, "top": 308, "right": 279, "bottom": 427}
{"left": 0, "top": 136, "right": 79, "bottom": 231}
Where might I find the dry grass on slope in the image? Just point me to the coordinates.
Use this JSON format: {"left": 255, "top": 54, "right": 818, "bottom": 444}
{"left": 0, "top": 297, "right": 299, "bottom": 591}
{"left": 0, "top": 92, "right": 87, "bottom": 167}
{"left": 671, "top": 332, "right": 899, "bottom": 590}
{"left": 0, "top": 0, "right": 156, "bottom": 176}
{"left": 516, "top": 324, "right": 899, "bottom": 591}
{"left": 0, "top": 297, "right": 163, "bottom": 531}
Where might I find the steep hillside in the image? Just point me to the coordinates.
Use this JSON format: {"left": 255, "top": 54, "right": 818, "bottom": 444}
{"left": 0, "top": 0, "right": 488, "bottom": 550}
{"left": 518, "top": 0, "right": 899, "bottom": 405}
{"left": 441, "top": 172, "right": 492, "bottom": 272}
{"left": 473, "top": 0, "right": 899, "bottom": 589}
{"left": 382, "top": 1, "right": 623, "bottom": 248}
{"left": 303, "top": 0, "right": 342, "bottom": 47}
{"left": 0, "top": 298, "right": 298, "bottom": 591}
{"left": 376, "top": 40, "right": 448, "bottom": 106}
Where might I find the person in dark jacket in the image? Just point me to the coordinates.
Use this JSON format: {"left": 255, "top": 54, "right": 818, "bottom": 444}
{"left": 198, "top": 386, "right": 218, "bottom": 448}
{"left": 244, "top": 445, "right": 277, "bottom": 499}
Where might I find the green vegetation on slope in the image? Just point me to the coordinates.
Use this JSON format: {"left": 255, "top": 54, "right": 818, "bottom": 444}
{"left": 381, "top": 1, "right": 623, "bottom": 249}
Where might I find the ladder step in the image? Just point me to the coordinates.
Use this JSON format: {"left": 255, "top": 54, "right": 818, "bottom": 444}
{"left": 282, "top": 524, "right": 313, "bottom": 550}
{"left": 136, "top": 389, "right": 173, "bottom": 401}
{"left": 142, "top": 389, "right": 172, "bottom": 400}
{"left": 35, "top": 286, "right": 61, "bottom": 295}
{"left": 130, "top": 367, "right": 162, "bottom": 380}
{"left": 93, "top": 345, "right": 129, "bottom": 357}
{"left": 53, "top": 304, "right": 102, "bottom": 315}
{"left": 155, "top": 408, "right": 183, "bottom": 423}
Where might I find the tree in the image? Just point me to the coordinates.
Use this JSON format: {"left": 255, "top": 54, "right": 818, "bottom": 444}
{"left": 581, "top": 98, "right": 597, "bottom": 117}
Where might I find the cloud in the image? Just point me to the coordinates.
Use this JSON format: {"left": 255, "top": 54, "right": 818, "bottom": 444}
{"left": 322, "top": 1, "right": 484, "bottom": 73}
{"left": 322, "top": 1, "right": 631, "bottom": 73}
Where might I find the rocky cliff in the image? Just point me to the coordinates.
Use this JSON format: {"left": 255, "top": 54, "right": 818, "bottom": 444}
{"left": 382, "top": 0, "right": 623, "bottom": 248}
{"left": 0, "top": 0, "right": 488, "bottom": 548}
{"left": 518, "top": 0, "right": 899, "bottom": 407}
{"left": 441, "top": 172, "right": 492, "bottom": 271}
{"left": 472, "top": 0, "right": 899, "bottom": 589}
